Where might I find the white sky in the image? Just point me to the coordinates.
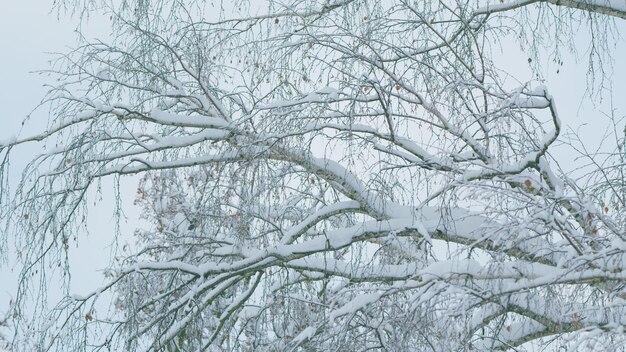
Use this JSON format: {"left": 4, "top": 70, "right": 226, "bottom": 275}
{"left": 0, "top": 0, "right": 625, "bottom": 341}
{"left": 0, "top": 3, "right": 74, "bottom": 314}
{"left": 0, "top": 4, "right": 133, "bottom": 315}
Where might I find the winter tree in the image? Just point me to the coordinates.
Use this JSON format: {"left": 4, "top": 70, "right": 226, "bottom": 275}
{"left": 1, "top": 0, "right": 625, "bottom": 351}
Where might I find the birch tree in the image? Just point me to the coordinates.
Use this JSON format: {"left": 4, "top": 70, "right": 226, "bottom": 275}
{"left": 1, "top": 0, "right": 625, "bottom": 351}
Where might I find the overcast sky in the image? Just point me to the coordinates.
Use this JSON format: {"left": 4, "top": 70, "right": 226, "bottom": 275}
{"left": 1, "top": 0, "right": 625, "bottom": 329}
{"left": 0, "top": 3, "right": 130, "bottom": 314}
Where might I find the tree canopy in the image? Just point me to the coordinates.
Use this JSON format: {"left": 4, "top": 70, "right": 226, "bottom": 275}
{"left": 1, "top": 0, "right": 625, "bottom": 351}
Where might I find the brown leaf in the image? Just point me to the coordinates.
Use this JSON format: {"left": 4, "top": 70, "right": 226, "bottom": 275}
{"left": 524, "top": 179, "right": 532, "bottom": 188}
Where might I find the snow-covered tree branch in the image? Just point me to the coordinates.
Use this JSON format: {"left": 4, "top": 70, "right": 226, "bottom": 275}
{"left": 1, "top": 0, "right": 625, "bottom": 351}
